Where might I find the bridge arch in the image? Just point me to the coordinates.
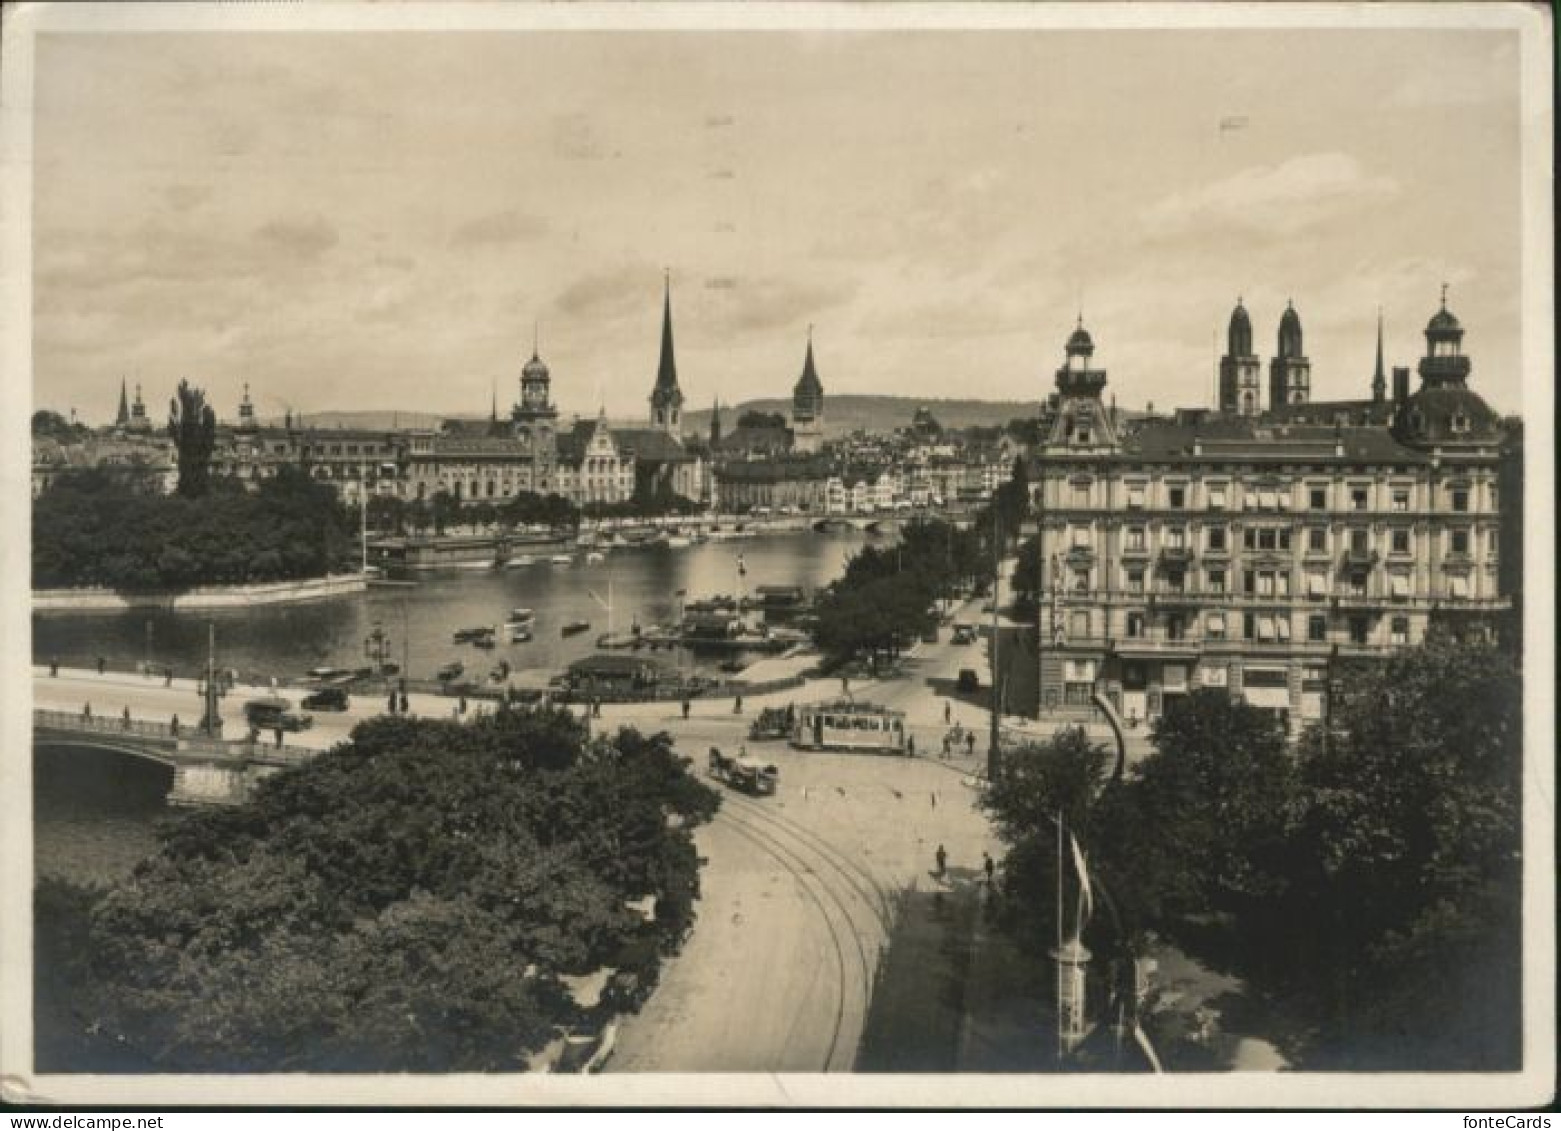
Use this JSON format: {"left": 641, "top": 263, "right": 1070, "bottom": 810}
{"left": 34, "top": 735, "right": 181, "bottom": 772}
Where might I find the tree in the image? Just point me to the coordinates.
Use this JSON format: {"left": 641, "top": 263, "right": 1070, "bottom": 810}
{"left": 736, "top": 409, "right": 787, "bottom": 430}
{"left": 166, "top": 380, "right": 217, "bottom": 499}
{"left": 79, "top": 708, "right": 719, "bottom": 1071}
{"left": 31, "top": 409, "right": 87, "bottom": 440}
{"left": 1283, "top": 633, "right": 1522, "bottom": 1068}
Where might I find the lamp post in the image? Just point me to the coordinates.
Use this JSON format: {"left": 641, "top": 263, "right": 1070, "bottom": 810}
{"left": 363, "top": 619, "right": 393, "bottom": 678}
{"left": 197, "top": 621, "right": 221, "bottom": 738}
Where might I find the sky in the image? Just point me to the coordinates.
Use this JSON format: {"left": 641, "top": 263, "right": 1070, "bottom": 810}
{"left": 31, "top": 19, "right": 1527, "bottom": 427}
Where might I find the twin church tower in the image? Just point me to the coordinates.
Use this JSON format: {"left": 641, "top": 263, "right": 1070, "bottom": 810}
{"left": 1218, "top": 299, "right": 1312, "bottom": 416}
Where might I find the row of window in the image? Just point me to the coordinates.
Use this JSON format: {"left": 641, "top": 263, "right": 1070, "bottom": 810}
{"left": 1068, "top": 564, "right": 1483, "bottom": 599}
{"left": 1102, "top": 610, "right": 1411, "bottom": 646}
{"left": 1058, "top": 480, "right": 1489, "bottom": 513}
{"left": 1067, "top": 524, "right": 1491, "bottom": 556}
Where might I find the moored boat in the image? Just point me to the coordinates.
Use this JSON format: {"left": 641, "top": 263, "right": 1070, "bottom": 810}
{"left": 561, "top": 620, "right": 591, "bottom": 637}
{"left": 550, "top": 554, "right": 575, "bottom": 565}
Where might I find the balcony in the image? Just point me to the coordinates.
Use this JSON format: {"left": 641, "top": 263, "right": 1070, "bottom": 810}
{"left": 1159, "top": 546, "right": 1196, "bottom": 567}
{"left": 1341, "top": 548, "right": 1379, "bottom": 569}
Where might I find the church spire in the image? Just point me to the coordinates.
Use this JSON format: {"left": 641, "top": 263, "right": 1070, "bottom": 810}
{"left": 116, "top": 378, "right": 130, "bottom": 427}
{"left": 1371, "top": 308, "right": 1386, "bottom": 403}
{"left": 650, "top": 270, "right": 684, "bottom": 435}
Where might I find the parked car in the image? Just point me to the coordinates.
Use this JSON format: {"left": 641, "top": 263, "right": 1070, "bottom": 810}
{"left": 302, "top": 687, "right": 349, "bottom": 711}
{"left": 957, "top": 669, "right": 981, "bottom": 694}
{"left": 952, "top": 624, "right": 977, "bottom": 645}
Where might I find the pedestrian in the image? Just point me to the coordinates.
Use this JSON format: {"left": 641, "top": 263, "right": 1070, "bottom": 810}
{"left": 907, "top": 734, "right": 916, "bottom": 757}
{"left": 96, "top": 656, "right": 106, "bottom": 675}
{"left": 931, "top": 790, "right": 937, "bottom": 809}
{"left": 170, "top": 714, "right": 180, "bottom": 737}
{"left": 453, "top": 702, "right": 461, "bottom": 719}
{"left": 966, "top": 730, "right": 977, "bottom": 757}
{"left": 274, "top": 726, "right": 284, "bottom": 749}
{"left": 983, "top": 851, "right": 995, "bottom": 886}
{"left": 82, "top": 702, "right": 92, "bottom": 720}
{"left": 734, "top": 694, "right": 743, "bottom": 715}
{"left": 388, "top": 690, "right": 398, "bottom": 714}
{"left": 49, "top": 657, "right": 58, "bottom": 678}
{"left": 593, "top": 697, "right": 602, "bottom": 718}
{"left": 122, "top": 705, "right": 131, "bottom": 729}
{"left": 841, "top": 675, "right": 849, "bottom": 695}
{"left": 935, "top": 843, "right": 947, "bottom": 877}
{"left": 399, "top": 691, "right": 409, "bottom": 714}
{"left": 165, "top": 667, "right": 173, "bottom": 687}
{"left": 459, "top": 694, "right": 468, "bottom": 715}
{"left": 944, "top": 701, "right": 951, "bottom": 725}
{"left": 682, "top": 698, "right": 690, "bottom": 720}
{"left": 941, "top": 733, "right": 950, "bottom": 760}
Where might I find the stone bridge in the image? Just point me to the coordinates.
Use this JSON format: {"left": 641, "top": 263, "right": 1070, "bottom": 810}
{"left": 810, "top": 508, "right": 977, "bottom": 535}
{"left": 33, "top": 708, "right": 317, "bottom": 807}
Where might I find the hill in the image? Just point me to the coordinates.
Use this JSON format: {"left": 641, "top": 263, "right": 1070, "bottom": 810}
{"left": 685, "top": 395, "right": 1039, "bottom": 439}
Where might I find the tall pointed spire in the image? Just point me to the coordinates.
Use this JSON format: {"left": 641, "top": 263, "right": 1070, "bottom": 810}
{"left": 650, "top": 270, "right": 684, "bottom": 435}
{"left": 655, "top": 270, "right": 678, "bottom": 392}
{"left": 116, "top": 378, "right": 130, "bottom": 427}
{"left": 1371, "top": 308, "right": 1386, "bottom": 403}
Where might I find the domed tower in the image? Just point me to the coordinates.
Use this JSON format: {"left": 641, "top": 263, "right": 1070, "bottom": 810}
{"left": 1394, "top": 288, "right": 1498, "bottom": 449}
{"left": 1269, "top": 300, "right": 1311, "bottom": 407}
{"left": 791, "top": 327, "right": 825, "bottom": 454}
{"left": 127, "top": 383, "right": 151, "bottom": 433}
{"left": 1218, "top": 298, "right": 1262, "bottom": 416}
{"left": 236, "top": 382, "right": 257, "bottom": 434}
{"left": 511, "top": 330, "right": 559, "bottom": 479}
{"left": 1043, "top": 318, "right": 1118, "bottom": 451}
{"left": 649, "top": 273, "right": 685, "bottom": 436}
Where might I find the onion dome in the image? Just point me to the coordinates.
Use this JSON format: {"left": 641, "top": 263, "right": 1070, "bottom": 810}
{"left": 522, "top": 351, "right": 549, "bottom": 381}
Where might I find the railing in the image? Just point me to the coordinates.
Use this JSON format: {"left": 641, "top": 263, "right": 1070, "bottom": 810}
{"left": 34, "top": 709, "right": 317, "bottom": 765}
{"left": 34, "top": 709, "right": 175, "bottom": 740}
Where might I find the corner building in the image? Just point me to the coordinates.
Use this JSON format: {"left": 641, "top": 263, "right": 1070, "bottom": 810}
{"left": 1031, "top": 296, "right": 1509, "bottom": 735}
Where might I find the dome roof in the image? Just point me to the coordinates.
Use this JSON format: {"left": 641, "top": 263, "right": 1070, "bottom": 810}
{"left": 1065, "top": 323, "right": 1095, "bottom": 356}
{"left": 1395, "top": 385, "right": 1502, "bottom": 446}
{"left": 1427, "top": 306, "right": 1462, "bottom": 335}
{"left": 522, "top": 352, "right": 549, "bottom": 380}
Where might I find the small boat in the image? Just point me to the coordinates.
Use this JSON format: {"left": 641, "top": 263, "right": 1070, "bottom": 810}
{"left": 504, "top": 555, "right": 536, "bottom": 570}
{"left": 561, "top": 620, "right": 591, "bottom": 637}
{"left": 453, "top": 626, "right": 495, "bottom": 644}
{"left": 489, "top": 661, "right": 511, "bottom": 682}
{"left": 666, "top": 534, "right": 692, "bottom": 548}
{"left": 506, "top": 608, "right": 535, "bottom": 624}
{"left": 509, "top": 625, "right": 533, "bottom": 643}
{"left": 550, "top": 554, "right": 575, "bottom": 565}
{"left": 473, "top": 635, "right": 496, "bottom": 650}
{"left": 585, "top": 551, "right": 606, "bottom": 563}
{"left": 436, "top": 661, "right": 464, "bottom": 681}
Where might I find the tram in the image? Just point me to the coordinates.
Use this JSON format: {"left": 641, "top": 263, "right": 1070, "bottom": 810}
{"left": 790, "top": 700, "right": 907, "bottom": 754}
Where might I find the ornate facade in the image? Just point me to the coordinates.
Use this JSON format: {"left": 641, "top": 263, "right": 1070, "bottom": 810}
{"left": 1031, "top": 295, "right": 1511, "bottom": 734}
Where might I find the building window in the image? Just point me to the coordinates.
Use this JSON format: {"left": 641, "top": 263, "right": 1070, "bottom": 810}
{"left": 1243, "top": 612, "right": 1256, "bottom": 640}
{"left": 1451, "top": 529, "right": 1470, "bottom": 555}
{"left": 1073, "top": 568, "right": 1090, "bottom": 593}
{"left": 1349, "top": 616, "right": 1369, "bottom": 645}
{"left": 1257, "top": 571, "right": 1275, "bottom": 597}
{"left": 1165, "top": 526, "right": 1186, "bottom": 549}
{"left": 1350, "top": 486, "right": 1369, "bottom": 511}
{"left": 1308, "top": 614, "right": 1327, "bottom": 642}
{"left": 1390, "top": 573, "right": 1411, "bottom": 599}
{"left": 1208, "top": 484, "right": 1227, "bottom": 509}
{"left": 1126, "top": 612, "right": 1145, "bottom": 638}
{"left": 1452, "top": 488, "right": 1469, "bottom": 513}
{"left": 1166, "top": 615, "right": 1186, "bottom": 641}
{"left": 1349, "top": 571, "right": 1368, "bottom": 596}
{"left": 1208, "top": 568, "right": 1226, "bottom": 593}
{"left": 1168, "top": 485, "right": 1186, "bottom": 509}
{"left": 1391, "top": 528, "right": 1410, "bottom": 554}
{"left": 1243, "top": 569, "right": 1256, "bottom": 596}
{"left": 1309, "top": 486, "right": 1328, "bottom": 510}
{"left": 1308, "top": 527, "right": 1327, "bottom": 553}
{"left": 1070, "top": 611, "right": 1090, "bottom": 638}
{"left": 1071, "top": 482, "right": 1089, "bottom": 507}
{"left": 1126, "top": 567, "right": 1145, "bottom": 593}
{"left": 1126, "top": 526, "right": 1145, "bottom": 551}
{"left": 1206, "top": 527, "right": 1226, "bottom": 551}
{"left": 1164, "top": 569, "right": 1186, "bottom": 593}
{"left": 1350, "top": 528, "right": 1369, "bottom": 554}
{"left": 1392, "top": 489, "right": 1410, "bottom": 512}
{"left": 1126, "top": 483, "right": 1146, "bottom": 509}
{"left": 1206, "top": 611, "right": 1226, "bottom": 639}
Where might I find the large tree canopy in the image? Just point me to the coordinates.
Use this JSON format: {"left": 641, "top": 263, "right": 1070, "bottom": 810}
{"left": 166, "top": 380, "right": 217, "bottom": 499}
{"left": 77, "top": 708, "right": 718, "bottom": 1072}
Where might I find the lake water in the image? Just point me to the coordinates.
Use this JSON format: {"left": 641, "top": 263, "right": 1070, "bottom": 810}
{"left": 32, "top": 529, "right": 878, "bottom": 692}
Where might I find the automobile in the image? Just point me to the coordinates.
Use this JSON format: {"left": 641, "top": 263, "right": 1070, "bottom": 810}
{"left": 957, "top": 669, "right": 981, "bottom": 694}
{"left": 243, "top": 696, "right": 314, "bottom": 732}
{"left": 951, "top": 624, "right": 977, "bottom": 645}
{"left": 301, "top": 687, "right": 349, "bottom": 711}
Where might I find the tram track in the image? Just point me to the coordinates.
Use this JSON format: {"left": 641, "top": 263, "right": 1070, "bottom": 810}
{"left": 712, "top": 802, "right": 878, "bottom": 1072}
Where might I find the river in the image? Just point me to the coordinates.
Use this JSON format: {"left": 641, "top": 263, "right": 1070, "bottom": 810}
{"left": 31, "top": 529, "right": 878, "bottom": 884}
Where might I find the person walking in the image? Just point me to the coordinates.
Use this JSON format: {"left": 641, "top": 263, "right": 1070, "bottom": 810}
{"left": 274, "top": 726, "right": 284, "bottom": 749}
{"left": 49, "top": 657, "right": 58, "bottom": 677}
{"left": 983, "top": 851, "right": 995, "bottom": 886}
{"left": 122, "top": 705, "right": 132, "bottom": 729}
{"left": 966, "top": 730, "right": 977, "bottom": 757}
{"left": 399, "top": 691, "right": 409, "bottom": 714}
{"left": 944, "top": 701, "right": 951, "bottom": 725}
{"left": 83, "top": 702, "right": 92, "bottom": 720}
{"left": 906, "top": 734, "right": 916, "bottom": 758}
{"left": 459, "top": 694, "right": 468, "bottom": 716}
{"left": 388, "top": 690, "right": 398, "bottom": 714}
{"left": 96, "top": 656, "right": 106, "bottom": 675}
{"left": 682, "top": 698, "right": 691, "bottom": 720}
{"left": 935, "top": 843, "right": 947, "bottom": 878}
{"left": 170, "top": 714, "right": 180, "bottom": 737}
{"left": 734, "top": 694, "right": 743, "bottom": 715}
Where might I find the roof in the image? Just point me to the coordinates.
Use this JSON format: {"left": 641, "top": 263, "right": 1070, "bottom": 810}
{"left": 655, "top": 280, "right": 680, "bottom": 393}
{"left": 1394, "top": 385, "right": 1502, "bottom": 446}
{"left": 716, "top": 458, "right": 830, "bottom": 483}
{"left": 1094, "top": 413, "right": 1432, "bottom": 465}
{"left": 793, "top": 338, "right": 824, "bottom": 398}
{"left": 554, "top": 419, "right": 604, "bottom": 466}
{"left": 614, "top": 427, "right": 694, "bottom": 464}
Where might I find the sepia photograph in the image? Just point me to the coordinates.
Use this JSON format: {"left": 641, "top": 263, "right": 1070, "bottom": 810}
{"left": 1, "top": 0, "right": 1553, "bottom": 1110}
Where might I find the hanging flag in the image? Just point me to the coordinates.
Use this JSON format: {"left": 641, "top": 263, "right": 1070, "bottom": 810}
{"left": 1069, "top": 829, "right": 1095, "bottom": 934}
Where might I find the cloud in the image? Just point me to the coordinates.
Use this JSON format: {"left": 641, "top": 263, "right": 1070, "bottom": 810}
{"left": 552, "top": 267, "right": 653, "bottom": 322}
{"left": 254, "top": 215, "right": 339, "bottom": 258}
{"left": 449, "top": 209, "right": 547, "bottom": 247}
{"left": 701, "top": 274, "right": 857, "bottom": 335}
{"left": 1139, "top": 153, "right": 1400, "bottom": 241}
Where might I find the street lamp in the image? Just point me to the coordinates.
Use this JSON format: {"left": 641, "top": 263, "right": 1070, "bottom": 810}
{"left": 363, "top": 620, "right": 393, "bottom": 677}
